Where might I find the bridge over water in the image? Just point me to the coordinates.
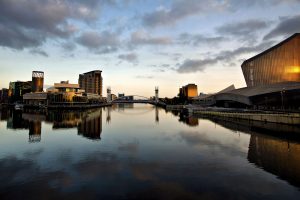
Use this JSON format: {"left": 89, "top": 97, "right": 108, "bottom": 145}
{"left": 111, "top": 95, "right": 166, "bottom": 107}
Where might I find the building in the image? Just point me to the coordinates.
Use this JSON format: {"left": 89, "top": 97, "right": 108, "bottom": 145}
{"left": 195, "top": 34, "right": 300, "bottom": 110}
{"left": 242, "top": 33, "right": 300, "bottom": 87}
{"left": 23, "top": 92, "right": 48, "bottom": 106}
{"left": 79, "top": 70, "right": 103, "bottom": 97}
{"left": 9, "top": 81, "right": 32, "bottom": 102}
{"left": 179, "top": 84, "right": 198, "bottom": 100}
{"left": 0, "top": 88, "right": 9, "bottom": 104}
{"left": 31, "top": 71, "right": 44, "bottom": 92}
{"left": 47, "top": 81, "right": 85, "bottom": 103}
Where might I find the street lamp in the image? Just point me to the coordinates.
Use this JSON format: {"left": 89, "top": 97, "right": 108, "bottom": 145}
{"left": 280, "top": 88, "right": 285, "bottom": 111}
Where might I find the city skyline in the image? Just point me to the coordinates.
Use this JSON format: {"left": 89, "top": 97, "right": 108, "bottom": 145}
{"left": 1, "top": 0, "right": 300, "bottom": 97}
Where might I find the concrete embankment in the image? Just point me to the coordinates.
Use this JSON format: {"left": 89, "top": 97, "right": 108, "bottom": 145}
{"left": 193, "top": 110, "right": 300, "bottom": 125}
{"left": 24, "top": 103, "right": 112, "bottom": 110}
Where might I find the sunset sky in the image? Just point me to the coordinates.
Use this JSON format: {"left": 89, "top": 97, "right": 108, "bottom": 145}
{"left": 1, "top": 0, "right": 300, "bottom": 97}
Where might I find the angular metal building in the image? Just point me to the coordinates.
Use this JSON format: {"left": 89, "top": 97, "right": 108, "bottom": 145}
{"left": 242, "top": 33, "right": 300, "bottom": 87}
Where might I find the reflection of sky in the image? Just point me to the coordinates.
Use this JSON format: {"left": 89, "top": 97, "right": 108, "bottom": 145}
{"left": 0, "top": 105, "right": 300, "bottom": 199}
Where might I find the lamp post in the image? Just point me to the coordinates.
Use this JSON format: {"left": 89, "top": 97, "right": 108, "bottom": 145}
{"left": 280, "top": 88, "right": 285, "bottom": 111}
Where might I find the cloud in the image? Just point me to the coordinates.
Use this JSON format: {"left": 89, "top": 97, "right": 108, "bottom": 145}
{"left": 141, "top": 0, "right": 299, "bottom": 28}
{"left": 29, "top": 49, "right": 49, "bottom": 57}
{"left": 177, "top": 40, "right": 274, "bottom": 73}
{"left": 129, "top": 30, "right": 172, "bottom": 46}
{"left": 61, "top": 42, "right": 76, "bottom": 51}
{"left": 178, "top": 33, "right": 226, "bottom": 46}
{"left": 118, "top": 53, "right": 138, "bottom": 63}
{"left": 142, "top": 0, "right": 223, "bottom": 27}
{"left": 0, "top": 0, "right": 112, "bottom": 50}
{"left": 263, "top": 15, "right": 300, "bottom": 40}
{"left": 135, "top": 75, "right": 153, "bottom": 79}
{"left": 76, "top": 31, "right": 120, "bottom": 53}
{"left": 222, "top": 0, "right": 300, "bottom": 11}
{"left": 216, "top": 19, "right": 270, "bottom": 43}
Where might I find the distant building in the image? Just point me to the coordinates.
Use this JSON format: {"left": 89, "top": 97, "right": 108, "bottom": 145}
{"left": 47, "top": 81, "right": 85, "bottom": 103}
{"left": 52, "top": 81, "right": 81, "bottom": 93}
{"left": 179, "top": 84, "right": 198, "bottom": 100}
{"left": 9, "top": 81, "right": 32, "bottom": 102}
{"left": 0, "top": 88, "right": 9, "bottom": 104}
{"left": 242, "top": 33, "right": 300, "bottom": 87}
{"left": 118, "top": 93, "right": 125, "bottom": 98}
{"left": 111, "top": 94, "right": 117, "bottom": 101}
{"left": 79, "top": 70, "right": 103, "bottom": 97}
{"left": 31, "top": 71, "right": 44, "bottom": 92}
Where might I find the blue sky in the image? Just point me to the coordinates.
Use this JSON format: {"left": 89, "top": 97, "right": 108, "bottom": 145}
{"left": 0, "top": 0, "right": 300, "bottom": 97}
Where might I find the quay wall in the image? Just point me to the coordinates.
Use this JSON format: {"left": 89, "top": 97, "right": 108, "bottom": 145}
{"left": 193, "top": 110, "right": 300, "bottom": 125}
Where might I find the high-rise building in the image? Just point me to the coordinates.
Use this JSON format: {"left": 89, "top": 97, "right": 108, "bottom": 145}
{"left": 242, "top": 33, "right": 300, "bottom": 87}
{"left": 79, "top": 70, "right": 103, "bottom": 97}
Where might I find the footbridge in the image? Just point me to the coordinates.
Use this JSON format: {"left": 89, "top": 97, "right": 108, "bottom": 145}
{"left": 111, "top": 95, "right": 166, "bottom": 107}
{"left": 107, "top": 87, "right": 166, "bottom": 107}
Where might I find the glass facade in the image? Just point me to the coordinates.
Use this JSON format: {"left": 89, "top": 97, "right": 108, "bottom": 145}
{"left": 242, "top": 34, "right": 300, "bottom": 87}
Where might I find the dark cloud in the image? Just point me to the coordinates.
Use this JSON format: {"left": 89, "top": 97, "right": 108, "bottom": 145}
{"left": 61, "top": 42, "right": 76, "bottom": 51}
{"left": 178, "top": 33, "right": 226, "bottom": 46}
{"left": 76, "top": 31, "right": 120, "bottom": 53}
{"left": 29, "top": 49, "right": 49, "bottom": 57}
{"left": 177, "top": 40, "right": 274, "bottom": 73}
{"left": 141, "top": 0, "right": 300, "bottom": 28}
{"left": 118, "top": 53, "right": 138, "bottom": 63}
{"left": 222, "top": 0, "right": 300, "bottom": 11}
{"left": 142, "top": 0, "right": 220, "bottom": 27}
{"left": 0, "top": 0, "right": 112, "bottom": 51}
{"left": 216, "top": 19, "right": 270, "bottom": 38}
{"left": 264, "top": 15, "right": 300, "bottom": 40}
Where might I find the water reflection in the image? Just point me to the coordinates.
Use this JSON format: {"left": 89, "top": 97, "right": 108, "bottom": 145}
{"left": 199, "top": 115, "right": 300, "bottom": 189}
{"left": 2, "top": 108, "right": 104, "bottom": 142}
{"left": 1, "top": 106, "right": 300, "bottom": 199}
{"left": 167, "top": 110, "right": 199, "bottom": 126}
{"left": 78, "top": 109, "right": 102, "bottom": 140}
{"left": 248, "top": 133, "right": 300, "bottom": 188}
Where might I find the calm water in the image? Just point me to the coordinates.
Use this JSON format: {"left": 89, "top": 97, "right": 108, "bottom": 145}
{"left": 0, "top": 104, "right": 300, "bottom": 199}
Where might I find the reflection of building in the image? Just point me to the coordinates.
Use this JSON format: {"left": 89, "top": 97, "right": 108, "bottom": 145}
{"left": 0, "top": 109, "right": 8, "bottom": 121}
{"left": 242, "top": 33, "right": 300, "bottom": 87}
{"left": 28, "top": 121, "right": 42, "bottom": 143}
{"left": 155, "top": 107, "right": 159, "bottom": 123}
{"left": 78, "top": 109, "right": 102, "bottom": 140}
{"left": 7, "top": 110, "right": 29, "bottom": 129}
{"left": 199, "top": 115, "right": 300, "bottom": 188}
{"left": 179, "top": 84, "right": 198, "bottom": 100}
{"left": 179, "top": 113, "right": 199, "bottom": 126}
{"left": 248, "top": 133, "right": 300, "bottom": 188}
{"left": 79, "top": 70, "right": 103, "bottom": 97}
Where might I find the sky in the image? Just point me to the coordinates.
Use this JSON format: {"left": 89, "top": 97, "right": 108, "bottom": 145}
{"left": 0, "top": 0, "right": 300, "bottom": 98}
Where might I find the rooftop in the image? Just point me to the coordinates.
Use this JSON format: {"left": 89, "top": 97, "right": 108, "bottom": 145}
{"left": 242, "top": 33, "right": 300, "bottom": 64}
